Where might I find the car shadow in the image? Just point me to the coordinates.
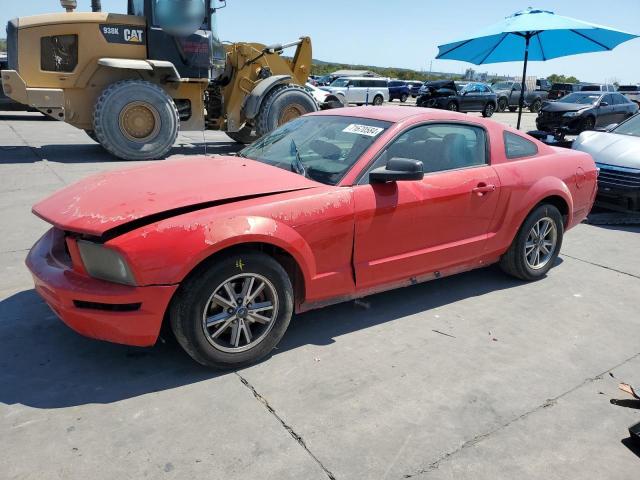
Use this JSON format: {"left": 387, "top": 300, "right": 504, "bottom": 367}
{"left": 0, "top": 265, "right": 530, "bottom": 409}
{"left": 0, "top": 142, "right": 243, "bottom": 164}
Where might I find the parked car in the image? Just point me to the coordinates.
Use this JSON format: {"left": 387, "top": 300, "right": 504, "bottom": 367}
{"left": 491, "top": 80, "right": 548, "bottom": 112}
{"left": 579, "top": 84, "right": 617, "bottom": 92}
{"left": 547, "top": 82, "right": 581, "bottom": 100}
{"left": 304, "top": 83, "right": 344, "bottom": 110}
{"left": 25, "top": 106, "right": 597, "bottom": 368}
{"left": 536, "top": 78, "right": 552, "bottom": 91}
{"left": 573, "top": 112, "right": 640, "bottom": 211}
{"left": 0, "top": 52, "right": 30, "bottom": 111}
{"left": 321, "top": 77, "right": 389, "bottom": 105}
{"left": 416, "top": 80, "right": 497, "bottom": 117}
{"left": 618, "top": 85, "right": 640, "bottom": 105}
{"left": 388, "top": 80, "right": 411, "bottom": 102}
{"left": 536, "top": 92, "right": 638, "bottom": 134}
{"left": 407, "top": 81, "right": 424, "bottom": 98}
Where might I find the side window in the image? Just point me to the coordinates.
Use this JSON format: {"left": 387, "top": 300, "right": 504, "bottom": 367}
{"left": 362, "top": 123, "right": 487, "bottom": 182}
{"left": 504, "top": 131, "right": 538, "bottom": 159}
{"left": 602, "top": 94, "right": 614, "bottom": 105}
{"left": 512, "top": 83, "right": 521, "bottom": 91}
{"left": 351, "top": 80, "right": 362, "bottom": 88}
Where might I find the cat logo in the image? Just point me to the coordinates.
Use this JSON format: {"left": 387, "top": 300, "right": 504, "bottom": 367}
{"left": 123, "top": 29, "right": 144, "bottom": 43}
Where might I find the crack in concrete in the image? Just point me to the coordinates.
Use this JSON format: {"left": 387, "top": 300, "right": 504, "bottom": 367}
{"left": 236, "top": 372, "right": 337, "bottom": 480}
{"left": 402, "top": 351, "right": 640, "bottom": 478}
{"left": 562, "top": 253, "right": 640, "bottom": 280}
{"left": 3, "top": 122, "right": 66, "bottom": 186}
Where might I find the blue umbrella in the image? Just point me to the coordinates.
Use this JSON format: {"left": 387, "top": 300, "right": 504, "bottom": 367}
{"left": 436, "top": 8, "right": 638, "bottom": 129}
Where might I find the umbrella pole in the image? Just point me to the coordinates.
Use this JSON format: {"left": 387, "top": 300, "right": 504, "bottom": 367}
{"left": 517, "top": 35, "right": 531, "bottom": 130}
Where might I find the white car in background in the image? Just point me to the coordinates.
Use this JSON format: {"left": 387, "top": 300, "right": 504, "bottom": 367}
{"left": 304, "top": 83, "right": 345, "bottom": 110}
{"left": 321, "top": 77, "right": 389, "bottom": 106}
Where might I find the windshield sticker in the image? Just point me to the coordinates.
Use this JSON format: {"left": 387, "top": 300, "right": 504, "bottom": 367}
{"left": 342, "top": 124, "right": 384, "bottom": 137}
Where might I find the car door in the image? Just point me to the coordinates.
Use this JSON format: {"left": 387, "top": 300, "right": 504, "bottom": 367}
{"left": 352, "top": 122, "right": 501, "bottom": 290}
{"left": 509, "top": 83, "right": 521, "bottom": 106}
{"left": 596, "top": 94, "right": 616, "bottom": 126}
{"left": 611, "top": 93, "right": 632, "bottom": 122}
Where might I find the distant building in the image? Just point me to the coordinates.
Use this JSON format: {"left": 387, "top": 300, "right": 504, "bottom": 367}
{"left": 330, "top": 69, "right": 380, "bottom": 78}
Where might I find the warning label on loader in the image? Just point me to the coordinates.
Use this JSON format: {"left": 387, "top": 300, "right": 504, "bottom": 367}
{"left": 100, "top": 24, "right": 146, "bottom": 45}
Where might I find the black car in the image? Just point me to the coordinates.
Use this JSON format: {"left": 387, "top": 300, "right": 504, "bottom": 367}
{"left": 536, "top": 92, "right": 639, "bottom": 134}
{"left": 416, "top": 80, "right": 497, "bottom": 117}
{"left": 547, "top": 82, "right": 582, "bottom": 100}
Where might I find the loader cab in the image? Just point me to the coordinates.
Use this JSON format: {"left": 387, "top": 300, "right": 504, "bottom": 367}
{"left": 127, "top": 0, "right": 226, "bottom": 79}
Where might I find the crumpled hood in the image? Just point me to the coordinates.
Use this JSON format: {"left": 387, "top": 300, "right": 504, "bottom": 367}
{"left": 573, "top": 131, "right": 640, "bottom": 169}
{"left": 33, "top": 156, "right": 320, "bottom": 236}
{"left": 541, "top": 102, "right": 592, "bottom": 113}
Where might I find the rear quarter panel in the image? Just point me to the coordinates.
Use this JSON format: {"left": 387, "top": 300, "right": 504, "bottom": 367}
{"left": 487, "top": 134, "right": 597, "bottom": 257}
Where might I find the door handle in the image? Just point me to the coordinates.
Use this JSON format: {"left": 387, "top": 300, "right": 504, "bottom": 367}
{"left": 472, "top": 183, "right": 496, "bottom": 196}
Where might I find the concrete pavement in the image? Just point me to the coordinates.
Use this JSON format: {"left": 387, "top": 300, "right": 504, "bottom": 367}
{"left": 1, "top": 111, "right": 638, "bottom": 479}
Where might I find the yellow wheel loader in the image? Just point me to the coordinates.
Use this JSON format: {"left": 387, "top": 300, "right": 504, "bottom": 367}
{"left": 1, "top": 0, "right": 320, "bottom": 160}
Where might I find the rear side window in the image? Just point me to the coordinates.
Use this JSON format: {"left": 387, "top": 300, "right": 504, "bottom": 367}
{"left": 40, "top": 35, "right": 78, "bottom": 72}
{"left": 504, "top": 131, "right": 538, "bottom": 159}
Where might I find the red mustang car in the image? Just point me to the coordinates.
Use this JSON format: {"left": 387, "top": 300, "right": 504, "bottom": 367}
{"left": 27, "top": 107, "right": 597, "bottom": 368}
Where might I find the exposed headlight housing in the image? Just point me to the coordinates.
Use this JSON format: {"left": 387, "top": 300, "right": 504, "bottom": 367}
{"left": 77, "top": 240, "right": 136, "bottom": 285}
{"left": 563, "top": 111, "right": 581, "bottom": 117}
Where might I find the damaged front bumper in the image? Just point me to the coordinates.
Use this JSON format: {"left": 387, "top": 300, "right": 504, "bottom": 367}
{"left": 26, "top": 228, "right": 178, "bottom": 346}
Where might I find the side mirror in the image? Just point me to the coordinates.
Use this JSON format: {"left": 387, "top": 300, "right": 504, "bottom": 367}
{"left": 595, "top": 123, "right": 618, "bottom": 132}
{"left": 370, "top": 158, "right": 424, "bottom": 183}
{"left": 599, "top": 101, "right": 609, "bottom": 107}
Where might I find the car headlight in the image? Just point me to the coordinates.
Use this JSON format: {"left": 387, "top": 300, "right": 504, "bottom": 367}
{"left": 77, "top": 240, "right": 136, "bottom": 285}
{"left": 563, "top": 111, "right": 581, "bottom": 117}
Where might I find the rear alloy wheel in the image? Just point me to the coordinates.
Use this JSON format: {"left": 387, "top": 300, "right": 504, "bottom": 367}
{"left": 400, "top": 93, "right": 408, "bottom": 103}
{"left": 170, "top": 252, "right": 294, "bottom": 368}
{"left": 447, "top": 101, "right": 459, "bottom": 111}
{"left": 93, "top": 80, "right": 179, "bottom": 160}
{"left": 255, "top": 84, "right": 318, "bottom": 138}
{"left": 529, "top": 99, "right": 542, "bottom": 113}
{"left": 372, "top": 95, "right": 384, "bottom": 106}
{"left": 497, "top": 98, "right": 508, "bottom": 112}
{"left": 500, "top": 204, "right": 563, "bottom": 281}
{"left": 482, "top": 102, "right": 495, "bottom": 117}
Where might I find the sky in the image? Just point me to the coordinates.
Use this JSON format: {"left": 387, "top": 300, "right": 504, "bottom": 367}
{"left": 2, "top": 0, "right": 639, "bottom": 83}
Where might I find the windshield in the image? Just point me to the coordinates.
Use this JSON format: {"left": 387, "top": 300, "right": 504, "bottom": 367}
{"left": 492, "top": 82, "right": 512, "bottom": 90}
{"left": 559, "top": 93, "right": 601, "bottom": 104}
{"left": 613, "top": 114, "right": 640, "bottom": 137}
{"left": 330, "top": 78, "right": 350, "bottom": 87}
{"left": 239, "top": 116, "right": 391, "bottom": 185}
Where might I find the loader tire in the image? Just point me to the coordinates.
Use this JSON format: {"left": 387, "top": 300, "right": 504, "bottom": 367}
{"left": 93, "top": 80, "right": 179, "bottom": 161}
{"left": 226, "top": 125, "right": 257, "bottom": 144}
{"left": 255, "top": 84, "right": 317, "bottom": 138}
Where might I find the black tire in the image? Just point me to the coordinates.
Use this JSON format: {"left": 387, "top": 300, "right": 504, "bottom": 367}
{"left": 400, "top": 93, "right": 408, "bottom": 103}
{"left": 170, "top": 252, "right": 294, "bottom": 369}
{"left": 508, "top": 106, "right": 518, "bottom": 112}
{"left": 580, "top": 116, "right": 596, "bottom": 132}
{"left": 255, "top": 84, "right": 317, "bottom": 138}
{"left": 226, "top": 125, "right": 257, "bottom": 144}
{"left": 529, "top": 99, "right": 543, "bottom": 113}
{"left": 482, "top": 102, "right": 496, "bottom": 118}
{"left": 447, "top": 101, "right": 459, "bottom": 111}
{"left": 93, "top": 80, "right": 179, "bottom": 160}
{"left": 372, "top": 95, "right": 384, "bottom": 106}
{"left": 497, "top": 97, "right": 508, "bottom": 112}
{"left": 499, "top": 204, "right": 564, "bottom": 281}
{"left": 84, "top": 129, "right": 98, "bottom": 143}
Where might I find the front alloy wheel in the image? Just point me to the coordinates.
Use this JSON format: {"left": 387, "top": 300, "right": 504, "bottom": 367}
{"left": 170, "top": 252, "right": 294, "bottom": 368}
{"left": 202, "top": 273, "right": 278, "bottom": 352}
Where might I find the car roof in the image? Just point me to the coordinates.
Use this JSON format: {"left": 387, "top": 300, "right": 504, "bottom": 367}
{"left": 309, "top": 105, "right": 497, "bottom": 125}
